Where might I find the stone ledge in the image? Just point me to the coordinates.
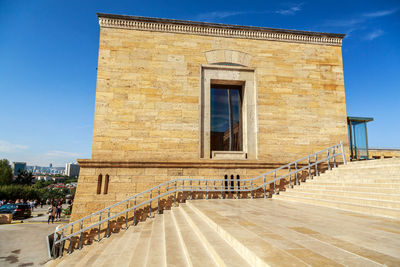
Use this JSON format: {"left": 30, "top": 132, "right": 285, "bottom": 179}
{"left": 77, "top": 159, "right": 299, "bottom": 169}
{"left": 97, "top": 13, "right": 344, "bottom": 46}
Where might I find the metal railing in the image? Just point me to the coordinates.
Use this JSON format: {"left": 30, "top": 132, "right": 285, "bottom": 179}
{"left": 48, "top": 142, "right": 346, "bottom": 258}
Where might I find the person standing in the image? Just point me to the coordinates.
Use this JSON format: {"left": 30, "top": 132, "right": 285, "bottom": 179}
{"left": 56, "top": 202, "right": 62, "bottom": 221}
{"left": 48, "top": 204, "right": 56, "bottom": 224}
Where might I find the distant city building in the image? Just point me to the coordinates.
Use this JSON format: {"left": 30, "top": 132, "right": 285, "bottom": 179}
{"left": 27, "top": 165, "right": 65, "bottom": 175}
{"left": 35, "top": 176, "right": 53, "bottom": 181}
{"left": 12, "top": 162, "right": 26, "bottom": 176}
{"left": 65, "top": 163, "right": 80, "bottom": 177}
{"left": 50, "top": 163, "right": 53, "bottom": 168}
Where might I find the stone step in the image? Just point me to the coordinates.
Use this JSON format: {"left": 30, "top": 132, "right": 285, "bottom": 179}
{"left": 344, "top": 159, "right": 400, "bottom": 166}
{"left": 186, "top": 201, "right": 311, "bottom": 267}
{"left": 339, "top": 163, "right": 400, "bottom": 168}
{"left": 320, "top": 172, "right": 400, "bottom": 178}
{"left": 282, "top": 190, "right": 400, "bottom": 209}
{"left": 293, "top": 184, "right": 399, "bottom": 194}
{"left": 309, "top": 177, "right": 400, "bottom": 184}
{"left": 285, "top": 187, "right": 400, "bottom": 201}
{"left": 171, "top": 207, "right": 217, "bottom": 266}
{"left": 111, "top": 222, "right": 144, "bottom": 266}
{"left": 145, "top": 214, "right": 166, "bottom": 267}
{"left": 333, "top": 164, "right": 400, "bottom": 171}
{"left": 125, "top": 217, "right": 154, "bottom": 267}
{"left": 73, "top": 225, "right": 131, "bottom": 267}
{"left": 300, "top": 182, "right": 400, "bottom": 189}
{"left": 329, "top": 173, "right": 400, "bottom": 178}
{"left": 98, "top": 221, "right": 144, "bottom": 267}
{"left": 275, "top": 194, "right": 400, "bottom": 219}
{"left": 163, "top": 210, "right": 188, "bottom": 267}
{"left": 179, "top": 203, "right": 251, "bottom": 267}
{"left": 206, "top": 199, "right": 395, "bottom": 266}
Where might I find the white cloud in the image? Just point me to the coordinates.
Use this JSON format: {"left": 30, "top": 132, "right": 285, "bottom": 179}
{"left": 365, "top": 29, "right": 384, "bottom": 40}
{"left": 275, "top": 3, "right": 304, "bottom": 16}
{"left": 45, "top": 150, "right": 81, "bottom": 158}
{"left": 0, "top": 140, "right": 28, "bottom": 153}
{"left": 324, "top": 18, "right": 365, "bottom": 28}
{"left": 194, "top": 11, "right": 246, "bottom": 22}
{"left": 363, "top": 9, "right": 398, "bottom": 18}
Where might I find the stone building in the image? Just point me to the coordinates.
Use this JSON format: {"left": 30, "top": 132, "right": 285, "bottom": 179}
{"left": 71, "top": 13, "right": 348, "bottom": 221}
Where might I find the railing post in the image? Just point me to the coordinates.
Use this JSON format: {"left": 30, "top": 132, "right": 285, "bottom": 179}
{"left": 125, "top": 201, "right": 129, "bottom": 230}
{"left": 308, "top": 156, "right": 311, "bottom": 180}
{"left": 58, "top": 230, "right": 64, "bottom": 257}
{"left": 149, "top": 191, "right": 152, "bottom": 217}
{"left": 333, "top": 147, "right": 337, "bottom": 168}
{"left": 236, "top": 177, "right": 239, "bottom": 199}
{"left": 327, "top": 150, "right": 331, "bottom": 170}
{"left": 106, "top": 209, "right": 110, "bottom": 238}
{"left": 133, "top": 197, "right": 136, "bottom": 226}
{"left": 263, "top": 176, "right": 266, "bottom": 198}
{"left": 174, "top": 181, "right": 177, "bottom": 207}
{"left": 205, "top": 180, "right": 208, "bottom": 200}
{"left": 289, "top": 165, "right": 292, "bottom": 188}
{"left": 158, "top": 187, "right": 161, "bottom": 214}
{"left": 98, "top": 212, "right": 101, "bottom": 241}
{"left": 68, "top": 226, "right": 73, "bottom": 254}
{"left": 295, "top": 162, "right": 298, "bottom": 185}
{"left": 221, "top": 180, "right": 223, "bottom": 199}
{"left": 251, "top": 180, "right": 253, "bottom": 199}
{"left": 52, "top": 230, "right": 58, "bottom": 258}
{"left": 315, "top": 154, "right": 318, "bottom": 176}
{"left": 340, "top": 141, "right": 347, "bottom": 164}
{"left": 190, "top": 180, "right": 193, "bottom": 200}
{"left": 78, "top": 221, "right": 83, "bottom": 250}
{"left": 274, "top": 171, "right": 277, "bottom": 194}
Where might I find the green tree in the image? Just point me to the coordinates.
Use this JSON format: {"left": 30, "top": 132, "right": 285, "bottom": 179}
{"left": 15, "top": 170, "right": 34, "bottom": 185}
{"left": 0, "top": 159, "right": 13, "bottom": 185}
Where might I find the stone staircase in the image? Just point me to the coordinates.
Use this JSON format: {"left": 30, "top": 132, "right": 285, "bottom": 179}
{"left": 46, "top": 198, "right": 400, "bottom": 267}
{"left": 275, "top": 158, "right": 400, "bottom": 219}
{"left": 46, "top": 158, "right": 400, "bottom": 266}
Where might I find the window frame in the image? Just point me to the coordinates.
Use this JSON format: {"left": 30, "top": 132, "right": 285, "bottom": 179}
{"left": 200, "top": 64, "right": 257, "bottom": 160}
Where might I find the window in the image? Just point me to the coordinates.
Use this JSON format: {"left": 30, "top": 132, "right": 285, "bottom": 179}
{"left": 97, "top": 174, "right": 102, "bottom": 194}
{"left": 211, "top": 84, "right": 242, "bottom": 152}
{"left": 104, "top": 175, "right": 109, "bottom": 194}
{"left": 201, "top": 64, "right": 257, "bottom": 159}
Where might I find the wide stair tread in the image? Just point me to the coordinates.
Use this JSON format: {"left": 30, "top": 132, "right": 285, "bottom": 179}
{"left": 186, "top": 201, "right": 311, "bottom": 267}
{"left": 145, "top": 214, "right": 166, "bottom": 267}
{"left": 163, "top": 210, "right": 188, "bottom": 267}
{"left": 275, "top": 194, "right": 400, "bottom": 219}
{"left": 172, "top": 207, "right": 217, "bottom": 266}
{"left": 179, "top": 203, "right": 251, "bottom": 267}
{"left": 72, "top": 227, "right": 129, "bottom": 267}
{"left": 302, "top": 182, "right": 400, "bottom": 188}
{"left": 286, "top": 187, "right": 400, "bottom": 201}
{"left": 282, "top": 190, "right": 400, "bottom": 209}
{"left": 294, "top": 184, "right": 399, "bottom": 194}
{"left": 127, "top": 218, "right": 154, "bottom": 267}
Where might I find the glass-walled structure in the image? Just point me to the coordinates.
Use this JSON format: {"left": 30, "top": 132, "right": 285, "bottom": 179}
{"left": 347, "top": 117, "right": 373, "bottom": 161}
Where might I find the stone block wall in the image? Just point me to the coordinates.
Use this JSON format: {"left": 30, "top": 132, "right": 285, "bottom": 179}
{"left": 71, "top": 14, "right": 348, "bottom": 222}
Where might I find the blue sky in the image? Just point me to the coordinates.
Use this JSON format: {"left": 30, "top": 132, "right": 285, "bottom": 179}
{"left": 0, "top": 0, "right": 399, "bottom": 166}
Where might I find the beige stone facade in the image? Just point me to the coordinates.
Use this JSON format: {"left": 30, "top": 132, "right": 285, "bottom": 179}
{"left": 369, "top": 148, "right": 400, "bottom": 159}
{"left": 71, "top": 14, "right": 348, "bottom": 221}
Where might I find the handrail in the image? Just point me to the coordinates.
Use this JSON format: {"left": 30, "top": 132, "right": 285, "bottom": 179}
{"left": 48, "top": 142, "right": 346, "bottom": 258}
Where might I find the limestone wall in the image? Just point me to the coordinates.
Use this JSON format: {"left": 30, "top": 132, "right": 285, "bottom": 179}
{"left": 369, "top": 149, "right": 400, "bottom": 159}
{"left": 92, "top": 27, "right": 348, "bottom": 162}
{"left": 71, "top": 17, "right": 349, "bottom": 222}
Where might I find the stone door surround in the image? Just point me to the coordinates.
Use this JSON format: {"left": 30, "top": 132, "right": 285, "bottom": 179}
{"left": 201, "top": 64, "right": 257, "bottom": 160}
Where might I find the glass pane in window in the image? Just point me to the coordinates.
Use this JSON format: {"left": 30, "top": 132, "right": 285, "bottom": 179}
{"left": 211, "top": 86, "right": 242, "bottom": 152}
{"left": 353, "top": 122, "right": 368, "bottom": 159}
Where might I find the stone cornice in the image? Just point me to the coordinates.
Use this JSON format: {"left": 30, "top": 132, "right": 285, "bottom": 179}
{"left": 97, "top": 13, "right": 344, "bottom": 47}
{"left": 77, "top": 159, "right": 309, "bottom": 169}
